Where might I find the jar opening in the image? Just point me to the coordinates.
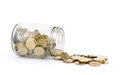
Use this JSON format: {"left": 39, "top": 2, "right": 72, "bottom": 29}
{"left": 49, "top": 26, "right": 65, "bottom": 56}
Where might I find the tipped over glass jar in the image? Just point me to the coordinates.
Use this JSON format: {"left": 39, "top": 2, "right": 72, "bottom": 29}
{"left": 11, "top": 22, "right": 65, "bottom": 58}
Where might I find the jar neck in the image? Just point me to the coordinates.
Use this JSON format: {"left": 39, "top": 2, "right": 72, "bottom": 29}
{"left": 49, "top": 26, "right": 65, "bottom": 56}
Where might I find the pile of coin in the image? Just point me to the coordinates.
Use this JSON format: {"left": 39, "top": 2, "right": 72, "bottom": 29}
{"left": 53, "top": 49, "right": 108, "bottom": 67}
{"left": 14, "top": 27, "right": 50, "bottom": 57}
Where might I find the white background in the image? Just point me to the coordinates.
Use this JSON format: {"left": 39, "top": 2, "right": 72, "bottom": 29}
{"left": 0, "top": 0, "right": 120, "bottom": 75}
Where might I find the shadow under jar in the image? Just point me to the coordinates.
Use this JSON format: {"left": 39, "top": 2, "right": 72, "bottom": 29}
{"left": 11, "top": 22, "right": 65, "bottom": 58}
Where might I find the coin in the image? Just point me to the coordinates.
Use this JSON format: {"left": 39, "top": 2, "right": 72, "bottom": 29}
{"left": 34, "top": 34, "right": 41, "bottom": 40}
{"left": 17, "top": 46, "right": 28, "bottom": 55}
{"left": 72, "top": 54, "right": 80, "bottom": 56}
{"left": 54, "top": 56, "right": 62, "bottom": 60}
{"left": 33, "top": 47, "right": 45, "bottom": 56}
{"left": 93, "top": 58, "right": 106, "bottom": 64}
{"left": 85, "top": 55, "right": 97, "bottom": 58}
{"left": 53, "top": 49, "right": 63, "bottom": 56}
{"left": 89, "top": 61, "right": 101, "bottom": 66}
{"left": 26, "top": 38, "right": 37, "bottom": 50}
{"left": 38, "top": 38, "right": 47, "bottom": 48}
{"left": 63, "top": 59, "right": 74, "bottom": 63}
{"left": 59, "top": 52, "right": 71, "bottom": 61}
{"left": 71, "top": 55, "right": 82, "bottom": 61}
{"left": 42, "top": 34, "right": 48, "bottom": 39}
{"left": 16, "top": 42, "right": 24, "bottom": 48}
{"left": 78, "top": 57, "right": 92, "bottom": 63}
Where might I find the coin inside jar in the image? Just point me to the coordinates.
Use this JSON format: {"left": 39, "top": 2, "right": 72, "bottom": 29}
{"left": 26, "top": 38, "right": 37, "bottom": 50}
{"left": 17, "top": 46, "right": 28, "bottom": 55}
{"left": 37, "top": 38, "right": 47, "bottom": 48}
{"left": 33, "top": 47, "right": 45, "bottom": 56}
{"left": 16, "top": 42, "right": 24, "bottom": 48}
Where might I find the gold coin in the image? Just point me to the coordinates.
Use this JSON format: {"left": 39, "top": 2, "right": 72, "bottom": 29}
{"left": 42, "top": 34, "right": 48, "bottom": 39}
{"left": 17, "top": 46, "right": 28, "bottom": 55}
{"left": 15, "top": 42, "right": 25, "bottom": 51}
{"left": 59, "top": 52, "right": 71, "bottom": 61}
{"left": 86, "top": 55, "right": 97, "bottom": 58}
{"left": 78, "top": 57, "right": 92, "bottom": 63}
{"left": 93, "top": 58, "right": 106, "bottom": 64}
{"left": 38, "top": 38, "right": 47, "bottom": 48}
{"left": 72, "top": 54, "right": 80, "bottom": 56}
{"left": 33, "top": 47, "right": 45, "bottom": 56}
{"left": 34, "top": 34, "right": 41, "bottom": 40}
{"left": 89, "top": 61, "right": 101, "bottom": 66}
{"left": 63, "top": 59, "right": 74, "bottom": 63}
{"left": 16, "top": 42, "right": 24, "bottom": 48}
{"left": 53, "top": 49, "right": 63, "bottom": 56}
{"left": 71, "top": 55, "right": 81, "bottom": 61}
{"left": 26, "top": 38, "right": 37, "bottom": 50}
{"left": 54, "top": 56, "right": 62, "bottom": 60}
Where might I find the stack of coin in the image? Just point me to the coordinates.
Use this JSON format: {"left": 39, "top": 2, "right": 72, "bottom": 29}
{"left": 53, "top": 50, "right": 108, "bottom": 67}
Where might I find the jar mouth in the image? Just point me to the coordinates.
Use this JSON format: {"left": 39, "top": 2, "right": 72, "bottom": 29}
{"left": 49, "top": 26, "right": 65, "bottom": 56}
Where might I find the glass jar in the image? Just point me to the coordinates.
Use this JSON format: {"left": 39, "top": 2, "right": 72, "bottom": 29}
{"left": 11, "top": 22, "right": 65, "bottom": 58}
